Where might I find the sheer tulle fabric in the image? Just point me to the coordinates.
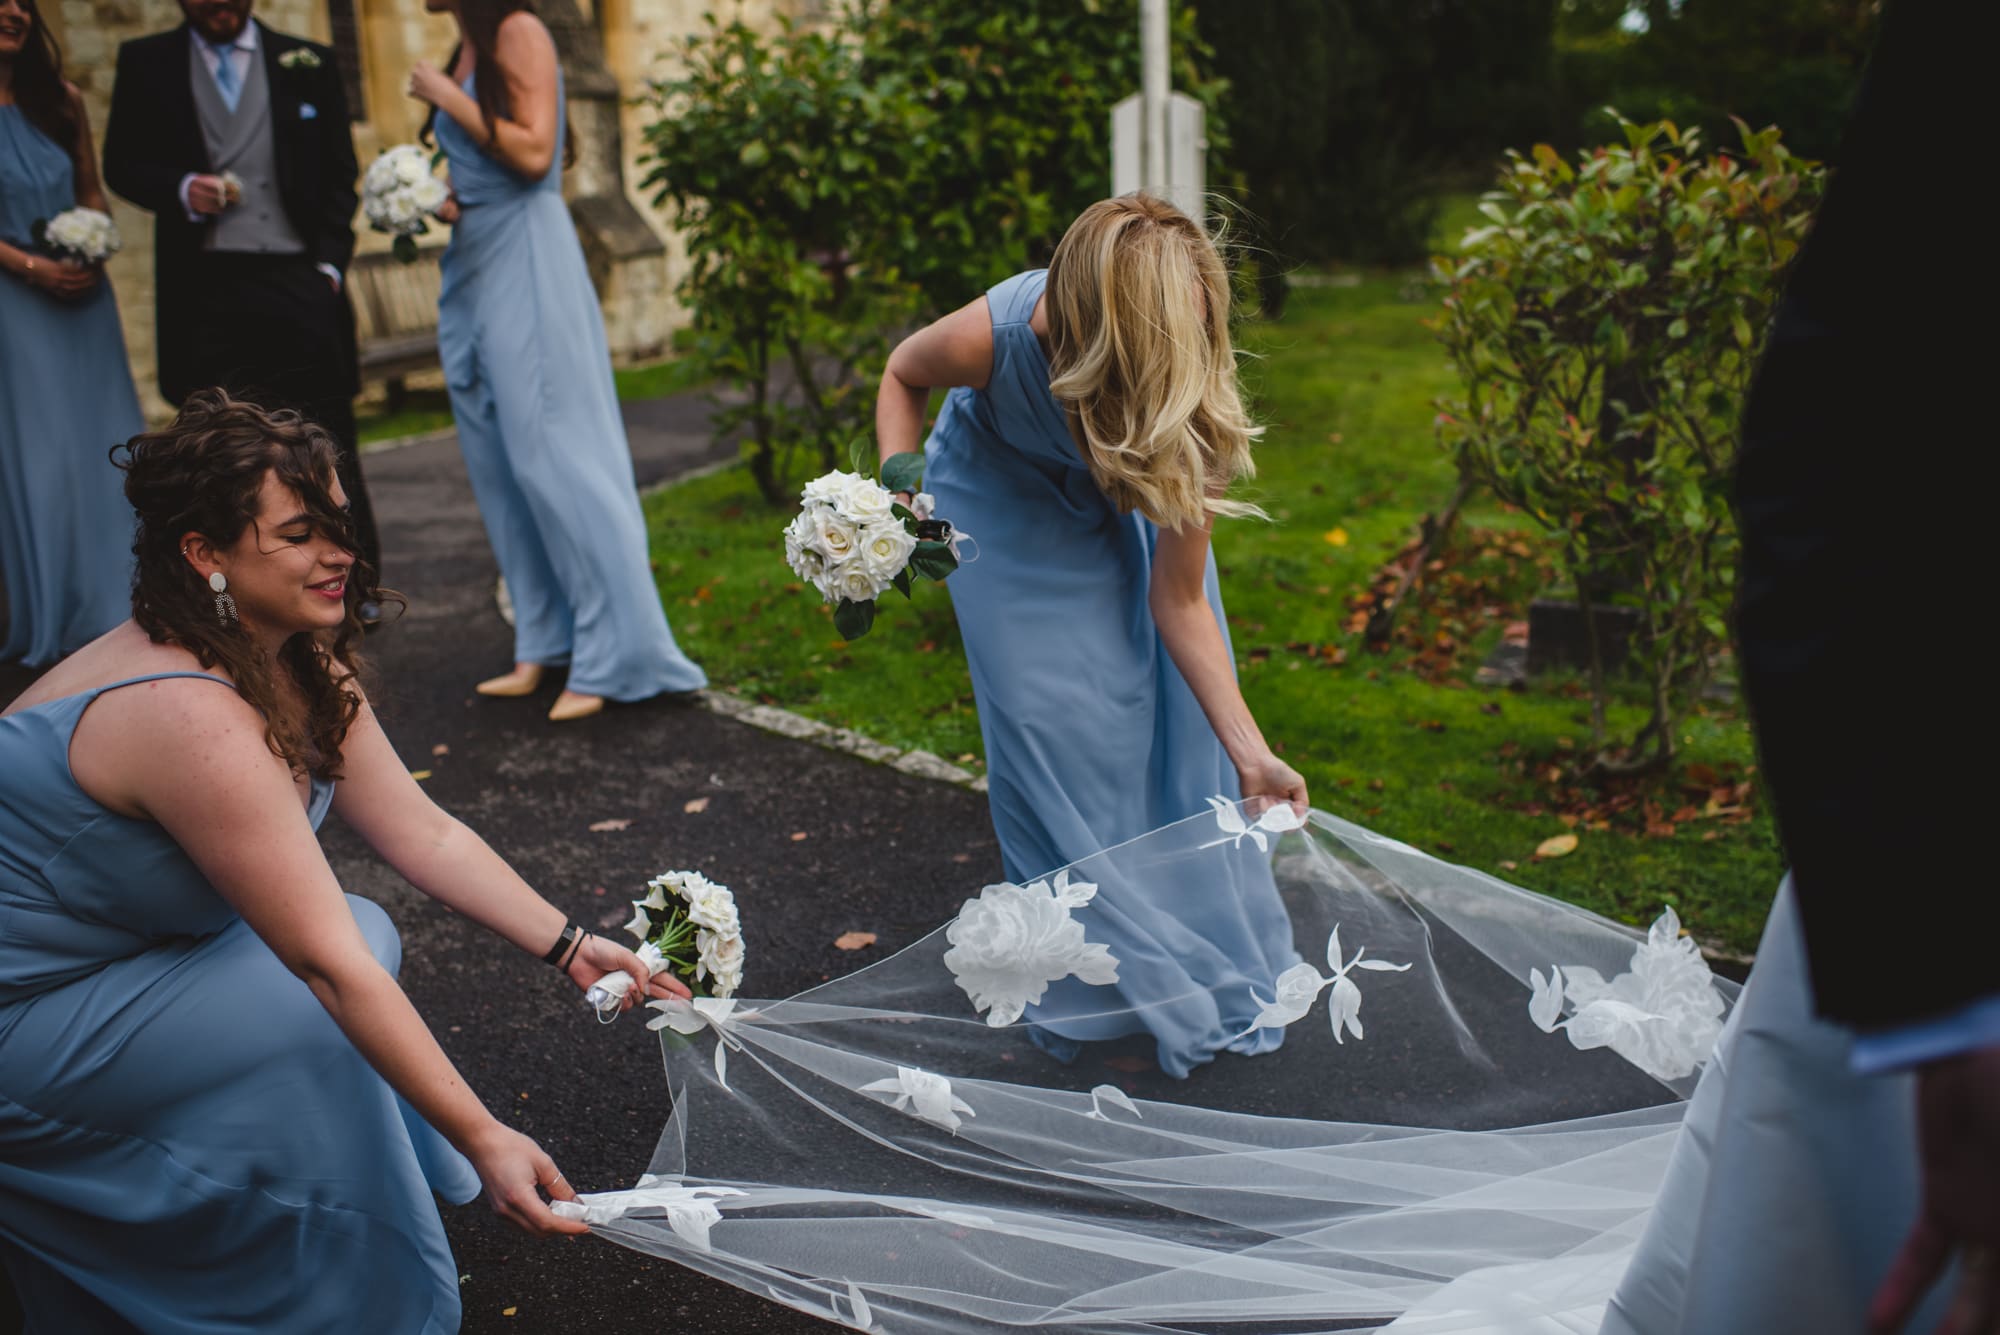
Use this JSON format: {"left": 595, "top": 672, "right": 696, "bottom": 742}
{"left": 562, "top": 806, "right": 1734, "bottom": 1333}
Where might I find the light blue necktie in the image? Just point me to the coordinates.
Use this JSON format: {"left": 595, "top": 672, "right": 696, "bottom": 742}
{"left": 208, "top": 38, "right": 244, "bottom": 113}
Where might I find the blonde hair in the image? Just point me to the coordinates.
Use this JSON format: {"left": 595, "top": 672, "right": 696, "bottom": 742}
{"left": 1045, "top": 194, "right": 1263, "bottom": 532}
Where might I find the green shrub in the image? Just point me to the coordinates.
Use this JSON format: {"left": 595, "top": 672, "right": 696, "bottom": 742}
{"left": 1433, "top": 114, "right": 1824, "bottom": 773}
{"left": 640, "top": 17, "right": 926, "bottom": 505}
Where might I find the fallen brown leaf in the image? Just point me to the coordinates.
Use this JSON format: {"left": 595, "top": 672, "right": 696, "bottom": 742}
{"left": 1535, "top": 833, "right": 1579, "bottom": 859}
{"left": 408, "top": 769, "right": 432, "bottom": 782}
{"left": 790, "top": 831, "right": 809, "bottom": 842}
{"left": 431, "top": 744, "right": 449, "bottom": 757}
{"left": 588, "top": 818, "right": 632, "bottom": 832}
{"left": 834, "top": 931, "right": 878, "bottom": 951}
{"left": 683, "top": 797, "right": 711, "bottom": 814}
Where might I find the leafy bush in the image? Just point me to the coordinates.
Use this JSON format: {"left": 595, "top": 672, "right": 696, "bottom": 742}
{"left": 1433, "top": 115, "right": 1824, "bottom": 774}
{"left": 853, "top": 0, "right": 1224, "bottom": 316}
{"left": 641, "top": 18, "right": 926, "bottom": 505}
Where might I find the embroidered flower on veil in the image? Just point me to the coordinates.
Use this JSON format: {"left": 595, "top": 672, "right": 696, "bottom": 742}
{"left": 1239, "top": 925, "right": 1412, "bottom": 1043}
{"left": 1201, "top": 795, "right": 1308, "bottom": 852}
{"left": 859, "top": 1066, "right": 976, "bottom": 1133}
{"left": 1528, "top": 905, "right": 1726, "bottom": 1081}
{"left": 942, "top": 870, "right": 1120, "bottom": 1027}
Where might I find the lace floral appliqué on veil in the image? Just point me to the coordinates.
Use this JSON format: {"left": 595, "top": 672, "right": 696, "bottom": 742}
{"left": 1529, "top": 905, "right": 1725, "bottom": 1080}
{"left": 942, "top": 870, "right": 1119, "bottom": 1026}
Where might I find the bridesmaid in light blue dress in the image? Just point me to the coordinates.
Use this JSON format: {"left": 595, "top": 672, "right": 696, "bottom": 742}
{"left": 875, "top": 197, "right": 1306, "bottom": 1078}
{"left": 0, "top": 13, "right": 140, "bottom": 667}
{"left": 0, "top": 392, "right": 685, "bottom": 1330}
{"left": 411, "top": 0, "right": 704, "bottom": 723}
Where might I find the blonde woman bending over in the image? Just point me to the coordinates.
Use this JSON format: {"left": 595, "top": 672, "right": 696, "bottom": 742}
{"left": 875, "top": 195, "right": 1307, "bottom": 1078}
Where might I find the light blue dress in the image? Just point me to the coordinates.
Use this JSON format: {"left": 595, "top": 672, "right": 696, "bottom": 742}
{"left": 0, "top": 107, "right": 139, "bottom": 667}
{"left": 924, "top": 270, "right": 1300, "bottom": 1079}
{"left": 435, "top": 74, "right": 705, "bottom": 701}
{"left": 0, "top": 673, "right": 480, "bottom": 1333}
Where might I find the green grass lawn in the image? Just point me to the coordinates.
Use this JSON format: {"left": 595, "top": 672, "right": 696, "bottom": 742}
{"left": 641, "top": 257, "right": 1781, "bottom": 955}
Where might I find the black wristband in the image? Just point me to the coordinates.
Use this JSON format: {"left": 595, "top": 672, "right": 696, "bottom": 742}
{"left": 542, "top": 921, "right": 581, "bottom": 967}
{"left": 558, "top": 930, "right": 589, "bottom": 973}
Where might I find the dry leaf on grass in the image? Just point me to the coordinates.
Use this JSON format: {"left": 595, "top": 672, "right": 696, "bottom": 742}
{"left": 588, "top": 818, "right": 632, "bottom": 832}
{"left": 833, "top": 931, "right": 878, "bottom": 951}
{"left": 408, "top": 769, "right": 432, "bottom": 782}
{"left": 1535, "top": 833, "right": 1579, "bottom": 859}
{"left": 683, "top": 797, "right": 711, "bottom": 814}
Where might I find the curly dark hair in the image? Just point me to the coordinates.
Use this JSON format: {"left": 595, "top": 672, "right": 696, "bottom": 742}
{"left": 115, "top": 391, "right": 397, "bottom": 779}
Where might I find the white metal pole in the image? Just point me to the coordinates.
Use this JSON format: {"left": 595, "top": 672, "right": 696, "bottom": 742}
{"left": 1140, "top": 0, "right": 1169, "bottom": 193}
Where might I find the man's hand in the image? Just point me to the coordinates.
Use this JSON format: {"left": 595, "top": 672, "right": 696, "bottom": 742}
{"left": 185, "top": 173, "right": 235, "bottom": 215}
{"left": 1869, "top": 1045, "right": 2000, "bottom": 1335}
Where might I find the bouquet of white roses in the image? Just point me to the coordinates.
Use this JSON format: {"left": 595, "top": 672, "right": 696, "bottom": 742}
{"left": 584, "top": 870, "right": 745, "bottom": 1019}
{"left": 783, "top": 451, "right": 963, "bottom": 640}
{"left": 362, "top": 144, "right": 450, "bottom": 263}
{"left": 31, "top": 207, "right": 121, "bottom": 265}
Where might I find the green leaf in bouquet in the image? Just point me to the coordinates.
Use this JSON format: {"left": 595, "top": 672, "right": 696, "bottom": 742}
{"left": 893, "top": 568, "right": 913, "bottom": 599}
{"left": 891, "top": 502, "right": 918, "bottom": 534}
{"left": 908, "top": 541, "right": 957, "bottom": 583}
{"left": 392, "top": 232, "right": 420, "bottom": 265}
{"left": 879, "top": 451, "right": 926, "bottom": 495}
{"left": 833, "top": 597, "right": 877, "bottom": 640}
{"left": 847, "top": 435, "right": 871, "bottom": 476}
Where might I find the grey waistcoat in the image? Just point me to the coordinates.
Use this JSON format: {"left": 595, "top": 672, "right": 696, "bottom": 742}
{"left": 189, "top": 36, "right": 307, "bottom": 256}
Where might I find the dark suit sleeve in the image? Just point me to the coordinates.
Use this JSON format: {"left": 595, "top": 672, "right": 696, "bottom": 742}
{"left": 102, "top": 39, "right": 195, "bottom": 216}
{"left": 1734, "top": 1, "right": 1986, "bottom": 1030}
{"left": 312, "top": 45, "right": 360, "bottom": 275}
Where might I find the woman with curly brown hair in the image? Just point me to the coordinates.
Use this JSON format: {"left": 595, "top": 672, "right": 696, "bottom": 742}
{"left": 0, "top": 392, "right": 688, "bottom": 1330}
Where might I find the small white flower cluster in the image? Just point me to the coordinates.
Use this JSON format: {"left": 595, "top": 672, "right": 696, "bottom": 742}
{"left": 362, "top": 144, "right": 449, "bottom": 236}
{"left": 782, "top": 470, "right": 926, "bottom": 606}
{"left": 628, "top": 869, "right": 746, "bottom": 999}
{"left": 39, "top": 208, "right": 120, "bottom": 264}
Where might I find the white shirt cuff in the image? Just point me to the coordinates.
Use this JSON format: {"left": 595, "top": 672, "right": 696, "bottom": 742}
{"left": 178, "top": 173, "right": 202, "bottom": 223}
{"left": 1850, "top": 993, "right": 2000, "bottom": 1075}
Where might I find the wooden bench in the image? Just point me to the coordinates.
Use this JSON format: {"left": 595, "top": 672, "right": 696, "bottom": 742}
{"left": 348, "top": 247, "right": 443, "bottom": 410}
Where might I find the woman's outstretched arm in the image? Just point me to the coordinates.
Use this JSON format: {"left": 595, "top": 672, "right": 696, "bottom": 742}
{"left": 329, "top": 685, "right": 689, "bottom": 1005}
{"left": 876, "top": 295, "right": 994, "bottom": 474}
{"left": 1151, "top": 520, "right": 1308, "bottom": 812}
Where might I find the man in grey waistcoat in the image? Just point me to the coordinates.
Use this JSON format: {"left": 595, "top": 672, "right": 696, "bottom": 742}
{"left": 102, "top": 0, "right": 381, "bottom": 583}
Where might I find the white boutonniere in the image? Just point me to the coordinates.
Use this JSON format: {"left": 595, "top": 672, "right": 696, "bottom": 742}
{"left": 278, "top": 47, "right": 322, "bottom": 70}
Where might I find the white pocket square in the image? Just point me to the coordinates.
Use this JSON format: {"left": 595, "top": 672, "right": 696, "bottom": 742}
{"left": 299, "top": 103, "right": 318, "bottom": 120}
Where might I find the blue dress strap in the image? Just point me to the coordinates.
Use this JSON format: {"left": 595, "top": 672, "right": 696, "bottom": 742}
{"left": 87, "top": 671, "right": 236, "bottom": 696}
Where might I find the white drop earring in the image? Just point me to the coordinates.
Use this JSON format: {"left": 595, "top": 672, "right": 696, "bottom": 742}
{"left": 209, "top": 570, "right": 239, "bottom": 625}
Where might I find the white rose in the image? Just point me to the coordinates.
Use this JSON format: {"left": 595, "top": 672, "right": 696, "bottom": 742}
{"left": 858, "top": 521, "right": 916, "bottom": 583}
{"left": 910, "top": 492, "right": 936, "bottom": 521}
{"left": 800, "top": 470, "right": 857, "bottom": 507}
{"left": 832, "top": 561, "right": 883, "bottom": 605}
{"left": 817, "top": 517, "right": 858, "bottom": 561}
{"left": 686, "top": 884, "right": 740, "bottom": 934}
{"left": 839, "top": 474, "right": 894, "bottom": 522}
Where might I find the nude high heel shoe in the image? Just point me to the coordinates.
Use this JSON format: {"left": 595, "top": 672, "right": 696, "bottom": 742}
{"left": 547, "top": 690, "right": 605, "bottom": 722}
{"left": 475, "top": 664, "right": 545, "bottom": 698}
